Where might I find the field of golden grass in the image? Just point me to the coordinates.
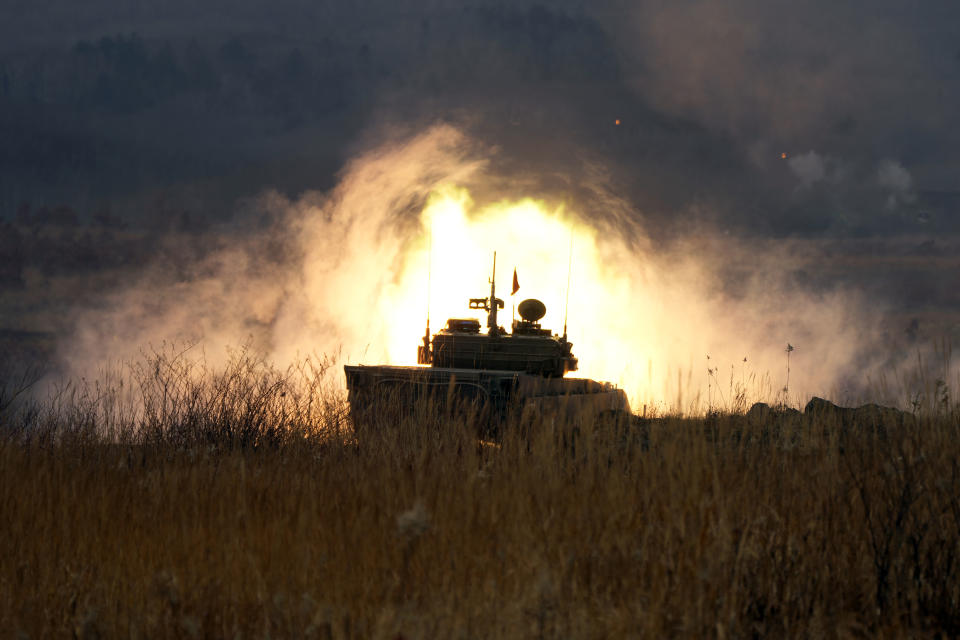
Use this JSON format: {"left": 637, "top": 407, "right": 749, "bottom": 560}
{"left": 2, "top": 351, "right": 959, "bottom": 638}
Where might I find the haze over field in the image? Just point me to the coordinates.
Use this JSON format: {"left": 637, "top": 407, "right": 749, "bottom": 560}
{"left": 1, "top": 0, "right": 958, "bottom": 408}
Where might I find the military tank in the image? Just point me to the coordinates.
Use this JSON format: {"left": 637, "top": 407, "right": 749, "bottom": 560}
{"left": 344, "top": 253, "right": 629, "bottom": 434}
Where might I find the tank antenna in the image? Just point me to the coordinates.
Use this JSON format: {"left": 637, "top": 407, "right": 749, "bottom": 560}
{"left": 419, "top": 222, "right": 433, "bottom": 364}
{"left": 488, "top": 251, "right": 498, "bottom": 333}
{"left": 426, "top": 224, "right": 432, "bottom": 330}
{"left": 563, "top": 229, "right": 573, "bottom": 341}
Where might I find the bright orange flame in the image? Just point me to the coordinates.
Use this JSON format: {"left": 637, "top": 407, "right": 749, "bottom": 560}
{"left": 781, "top": 152, "right": 788, "bottom": 159}
{"left": 377, "top": 186, "right": 651, "bottom": 404}
{"left": 615, "top": 119, "right": 621, "bottom": 126}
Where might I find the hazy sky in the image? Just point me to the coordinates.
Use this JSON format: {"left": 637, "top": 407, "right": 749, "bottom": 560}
{"left": 1, "top": 0, "right": 957, "bottom": 236}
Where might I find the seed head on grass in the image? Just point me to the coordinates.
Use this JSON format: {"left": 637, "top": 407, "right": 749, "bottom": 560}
{"left": 396, "top": 500, "right": 430, "bottom": 542}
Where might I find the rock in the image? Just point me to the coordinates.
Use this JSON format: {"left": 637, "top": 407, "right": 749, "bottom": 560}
{"left": 804, "top": 396, "right": 846, "bottom": 416}
{"left": 746, "top": 402, "right": 772, "bottom": 422}
{"left": 803, "top": 396, "right": 910, "bottom": 433}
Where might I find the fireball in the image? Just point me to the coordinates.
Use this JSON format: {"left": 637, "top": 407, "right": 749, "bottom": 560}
{"left": 376, "top": 186, "right": 656, "bottom": 408}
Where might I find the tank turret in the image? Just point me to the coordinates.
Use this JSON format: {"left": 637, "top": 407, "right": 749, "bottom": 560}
{"left": 416, "top": 252, "right": 578, "bottom": 377}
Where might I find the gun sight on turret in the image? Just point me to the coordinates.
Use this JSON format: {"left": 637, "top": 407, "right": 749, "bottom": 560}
{"left": 468, "top": 298, "right": 504, "bottom": 311}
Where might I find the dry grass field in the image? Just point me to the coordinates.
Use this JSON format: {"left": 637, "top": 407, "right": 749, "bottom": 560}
{"left": 2, "top": 350, "right": 960, "bottom": 638}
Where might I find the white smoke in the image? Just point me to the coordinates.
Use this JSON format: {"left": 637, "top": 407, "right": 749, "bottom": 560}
{"left": 877, "top": 159, "right": 916, "bottom": 209}
{"left": 63, "top": 125, "right": 487, "bottom": 373}
{"left": 61, "top": 124, "right": 890, "bottom": 411}
{"left": 788, "top": 151, "right": 827, "bottom": 188}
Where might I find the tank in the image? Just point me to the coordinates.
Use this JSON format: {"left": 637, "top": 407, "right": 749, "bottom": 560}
{"left": 344, "top": 252, "right": 629, "bottom": 434}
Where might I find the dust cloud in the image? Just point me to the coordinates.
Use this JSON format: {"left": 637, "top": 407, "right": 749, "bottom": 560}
{"left": 61, "top": 124, "right": 889, "bottom": 412}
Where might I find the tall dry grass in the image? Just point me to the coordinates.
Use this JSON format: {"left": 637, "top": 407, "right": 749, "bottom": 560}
{"left": 2, "top": 349, "right": 960, "bottom": 638}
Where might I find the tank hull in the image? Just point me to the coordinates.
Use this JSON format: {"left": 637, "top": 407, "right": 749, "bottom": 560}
{"left": 344, "top": 364, "right": 629, "bottom": 434}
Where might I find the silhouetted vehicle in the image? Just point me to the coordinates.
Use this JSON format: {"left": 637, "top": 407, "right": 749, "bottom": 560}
{"left": 344, "top": 253, "right": 629, "bottom": 435}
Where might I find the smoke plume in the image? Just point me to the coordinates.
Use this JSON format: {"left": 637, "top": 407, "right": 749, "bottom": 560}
{"left": 61, "top": 124, "right": 891, "bottom": 411}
